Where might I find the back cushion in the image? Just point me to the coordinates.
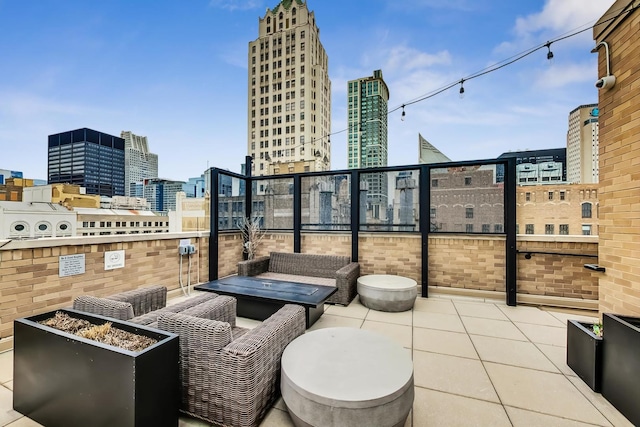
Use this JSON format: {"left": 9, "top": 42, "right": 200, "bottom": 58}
{"left": 269, "top": 252, "right": 350, "bottom": 278}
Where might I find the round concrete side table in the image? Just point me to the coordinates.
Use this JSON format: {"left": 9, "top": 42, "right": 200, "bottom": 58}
{"left": 357, "top": 274, "right": 418, "bottom": 312}
{"left": 280, "top": 327, "right": 414, "bottom": 427}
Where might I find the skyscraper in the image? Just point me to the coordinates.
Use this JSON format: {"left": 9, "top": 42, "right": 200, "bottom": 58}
{"left": 48, "top": 128, "right": 125, "bottom": 197}
{"left": 120, "top": 131, "right": 159, "bottom": 196}
{"left": 348, "top": 69, "right": 389, "bottom": 219}
{"left": 247, "top": 0, "right": 331, "bottom": 176}
{"left": 567, "top": 104, "right": 599, "bottom": 183}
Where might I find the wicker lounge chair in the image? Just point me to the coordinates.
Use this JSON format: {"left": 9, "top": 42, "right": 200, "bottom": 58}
{"left": 237, "top": 252, "right": 360, "bottom": 305}
{"left": 73, "top": 286, "right": 218, "bottom": 325}
{"left": 157, "top": 299, "right": 306, "bottom": 427}
{"left": 73, "top": 285, "right": 167, "bottom": 320}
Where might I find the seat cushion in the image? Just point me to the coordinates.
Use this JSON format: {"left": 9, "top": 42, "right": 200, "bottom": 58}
{"left": 269, "top": 252, "right": 350, "bottom": 278}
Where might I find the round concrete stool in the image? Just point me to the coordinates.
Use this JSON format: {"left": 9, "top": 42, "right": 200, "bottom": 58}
{"left": 280, "top": 327, "right": 414, "bottom": 427}
{"left": 357, "top": 274, "right": 418, "bottom": 312}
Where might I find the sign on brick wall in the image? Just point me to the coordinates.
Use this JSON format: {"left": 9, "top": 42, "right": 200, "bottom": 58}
{"left": 59, "top": 254, "right": 86, "bottom": 277}
{"left": 105, "top": 250, "right": 125, "bottom": 271}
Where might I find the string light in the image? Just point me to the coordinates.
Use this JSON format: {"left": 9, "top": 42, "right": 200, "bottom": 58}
{"left": 545, "top": 41, "right": 554, "bottom": 64}
{"left": 290, "top": 3, "right": 638, "bottom": 146}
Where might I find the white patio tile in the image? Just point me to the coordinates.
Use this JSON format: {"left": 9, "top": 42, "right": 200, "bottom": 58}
{"left": 506, "top": 406, "right": 611, "bottom": 427}
{"left": 470, "top": 335, "right": 559, "bottom": 372}
{"left": 567, "top": 376, "right": 635, "bottom": 427}
{"left": 413, "top": 328, "right": 478, "bottom": 359}
{"left": 362, "top": 320, "right": 412, "bottom": 349}
{"left": 413, "top": 298, "right": 457, "bottom": 314}
{"left": 413, "top": 311, "right": 465, "bottom": 332}
{"left": 535, "top": 343, "right": 576, "bottom": 377}
{"left": 413, "top": 350, "right": 499, "bottom": 403}
{"left": 365, "top": 309, "right": 413, "bottom": 326}
{"left": 461, "top": 316, "right": 528, "bottom": 341}
{"left": 306, "top": 314, "right": 364, "bottom": 331}
{"left": 0, "top": 385, "right": 23, "bottom": 426}
{"left": 412, "top": 387, "right": 511, "bottom": 427}
{"left": 485, "top": 362, "right": 611, "bottom": 425}
{"left": 453, "top": 301, "right": 509, "bottom": 320}
{"left": 0, "top": 351, "right": 13, "bottom": 385}
{"left": 498, "top": 305, "right": 564, "bottom": 326}
{"left": 515, "top": 322, "right": 567, "bottom": 347}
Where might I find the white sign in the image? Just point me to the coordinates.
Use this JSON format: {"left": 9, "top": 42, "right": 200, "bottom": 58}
{"left": 179, "top": 239, "right": 191, "bottom": 247}
{"left": 59, "top": 254, "right": 86, "bottom": 277}
{"left": 105, "top": 250, "right": 126, "bottom": 270}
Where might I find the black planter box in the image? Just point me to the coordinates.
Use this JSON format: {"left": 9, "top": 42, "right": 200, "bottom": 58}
{"left": 566, "top": 320, "right": 603, "bottom": 392}
{"left": 601, "top": 313, "right": 640, "bottom": 426}
{"left": 13, "top": 308, "right": 179, "bottom": 427}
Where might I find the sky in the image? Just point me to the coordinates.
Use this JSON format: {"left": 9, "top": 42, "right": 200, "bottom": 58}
{"left": 0, "top": 0, "right": 616, "bottom": 182}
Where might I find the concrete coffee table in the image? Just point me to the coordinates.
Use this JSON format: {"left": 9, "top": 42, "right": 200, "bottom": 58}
{"left": 280, "top": 327, "right": 414, "bottom": 427}
{"left": 357, "top": 274, "right": 418, "bottom": 312}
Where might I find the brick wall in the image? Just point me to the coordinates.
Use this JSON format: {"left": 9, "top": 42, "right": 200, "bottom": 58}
{"left": 218, "top": 232, "right": 243, "bottom": 277}
{"left": 359, "top": 234, "right": 422, "bottom": 281}
{"left": 428, "top": 235, "right": 505, "bottom": 292}
{"left": 0, "top": 233, "right": 209, "bottom": 349}
{"left": 594, "top": 1, "right": 640, "bottom": 316}
{"left": 517, "top": 237, "right": 599, "bottom": 299}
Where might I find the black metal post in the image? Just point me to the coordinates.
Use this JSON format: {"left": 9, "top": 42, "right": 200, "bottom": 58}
{"left": 209, "top": 169, "right": 219, "bottom": 281}
{"left": 350, "top": 170, "right": 360, "bottom": 262}
{"left": 293, "top": 174, "right": 301, "bottom": 253}
{"left": 245, "top": 156, "right": 253, "bottom": 221}
{"left": 505, "top": 157, "right": 517, "bottom": 306}
{"left": 420, "top": 165, "right": 430, "bottom": 298}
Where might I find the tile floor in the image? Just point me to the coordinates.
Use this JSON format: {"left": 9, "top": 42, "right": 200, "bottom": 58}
{"left": 0, "top": 294, "right": 634, "bottom": 427}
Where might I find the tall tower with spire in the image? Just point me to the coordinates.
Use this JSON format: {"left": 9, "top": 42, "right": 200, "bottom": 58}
{"left": 247, "top": 0, "right": 331, "bottom": 176}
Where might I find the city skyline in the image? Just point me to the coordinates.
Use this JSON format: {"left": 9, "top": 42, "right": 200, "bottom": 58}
{"left": 0, "top": 0, "right": 614, "bottom": 182}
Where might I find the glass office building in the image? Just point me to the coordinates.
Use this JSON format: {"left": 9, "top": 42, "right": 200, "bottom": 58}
{"left": 48, "top": 128, "right": 125, "bottom": 197}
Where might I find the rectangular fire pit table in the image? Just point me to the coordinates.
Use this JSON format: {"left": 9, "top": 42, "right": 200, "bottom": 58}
{"left": 195, "top": 276, "right": 337, "bottom": 328}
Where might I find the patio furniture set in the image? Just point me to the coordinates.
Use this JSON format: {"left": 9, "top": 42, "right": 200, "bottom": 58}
{"left": 13, "top": 252, "right": 418, "bottom": 427}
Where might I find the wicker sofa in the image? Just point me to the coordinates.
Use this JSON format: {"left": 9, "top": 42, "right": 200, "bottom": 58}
{"left": 157, "top": 297, "right": 305, "bottom": 427}
{"left": 72, "top": 286, "right": 218, "bottom": 327}
{"left": 237, "top": 252, "right": 360, "bottom": 305}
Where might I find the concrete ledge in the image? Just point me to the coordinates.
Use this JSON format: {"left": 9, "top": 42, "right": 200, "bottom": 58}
{"left": 428, "top": 286, "right": 598, "bottom": 311}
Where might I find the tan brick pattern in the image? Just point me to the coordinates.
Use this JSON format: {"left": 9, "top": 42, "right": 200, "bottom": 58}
{"left": 218, "top": 233, "right": 244, "bottom": 277}
{"left": 0, "top": 236, "right": 209, "bottom": 341}
{"left": 302, "top": 233, "right": 352, "bottom": 257}
{"left": 359, "top": 234, "right": 422, "bottom": 282}
{"left": 594, "top": 3, "right": 640, "bottom": 316}
{"left": 517, "top": 240, "right": 599, "bottom": 299}
{"left": 428, "top": 236, "right": 505, "bottom": 292}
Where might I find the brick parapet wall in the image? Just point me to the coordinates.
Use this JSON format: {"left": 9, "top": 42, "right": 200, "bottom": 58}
{"left": 594, "top": 1, "right": 640, "bottom": 316}
{"left": 428, "top": 235, "right": 506, "bottom": 292}
{"left": 517, "top": 237, "right": 599, "bottom": 300}
{"left": 0, "top": 233, "right": 209, "bottom": 345}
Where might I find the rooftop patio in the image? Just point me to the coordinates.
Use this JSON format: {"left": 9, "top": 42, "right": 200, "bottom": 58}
{"left": 0, "top": 291, "right": 632, "bottom": 427}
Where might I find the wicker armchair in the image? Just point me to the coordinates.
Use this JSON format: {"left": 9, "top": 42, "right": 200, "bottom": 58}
{"left": 73, "top": 285, "right": 167, "bottom": 321}
{"left": 157, "top": 300, "right": 306, "bottom": 427}
{"left": 238, "top": 252, "right": 360, "bottom": 305}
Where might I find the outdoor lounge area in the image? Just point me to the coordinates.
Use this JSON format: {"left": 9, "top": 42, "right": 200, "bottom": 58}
{"left": 0, "top": 290, "right": 634, "bottom": 426}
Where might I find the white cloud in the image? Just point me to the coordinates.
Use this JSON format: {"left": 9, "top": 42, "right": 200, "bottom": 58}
{"left": 209, "top": 0, "right": 263, "bottom": 12}
{"left": 385, "top": 0, "right": 476, "bottom": 12}
{"left": 514, "top": 0, "right": 614, "bottom": 38}
{"left": 385, "top": 46, "right": 452, "bottom": 73}
{"left": 497, "top": 0, "right": 615, "bottom": 54}
{"left": 532, "top": 61, "right": 597, "bottom": 89}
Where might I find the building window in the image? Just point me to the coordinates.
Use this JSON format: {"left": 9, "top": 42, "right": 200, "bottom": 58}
{"left": 465, "top": 208, "right": 474, "bottom": 219}
{"left": 560, "top": 224, "right": 569, "bottom": 235}
{"left": 465, "top": 224, "right": 474, "bottom": 233}
{"left": 525, "top": 224, "right": 534, "bottom": 234}
{"left": 482, "top": 224, "right": 490, "bottom": 233}
{"left": 525, "top": 192, "right": 531, "bottom": 201}
{"left": 431, "top": 179, "right": 438, "bottom": 188}
{"left": 545, "top": 224, "right": 554, "bottom": 235}
{"left": 582, "top": 202, "right": 592, "bottom": 218}
{"left": 582, "top": 225, "right": 592, "bottom": 236}
{"left": 548, "top": 192, "right": 554, "bottom": 200}
{"left": 430, "top": 208, "right": 436, "bottom": 218}
{"left": 464, "top": 177, "right": 472, "bottom": 186}
{"left": 494, "top": 224, "right": 503, "bottom": 233}
{"left": 560, "top": 191, "right": 566, "bottom": 201}
{"left": 516, "top": 224, "right": 520, "bottom": 234}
